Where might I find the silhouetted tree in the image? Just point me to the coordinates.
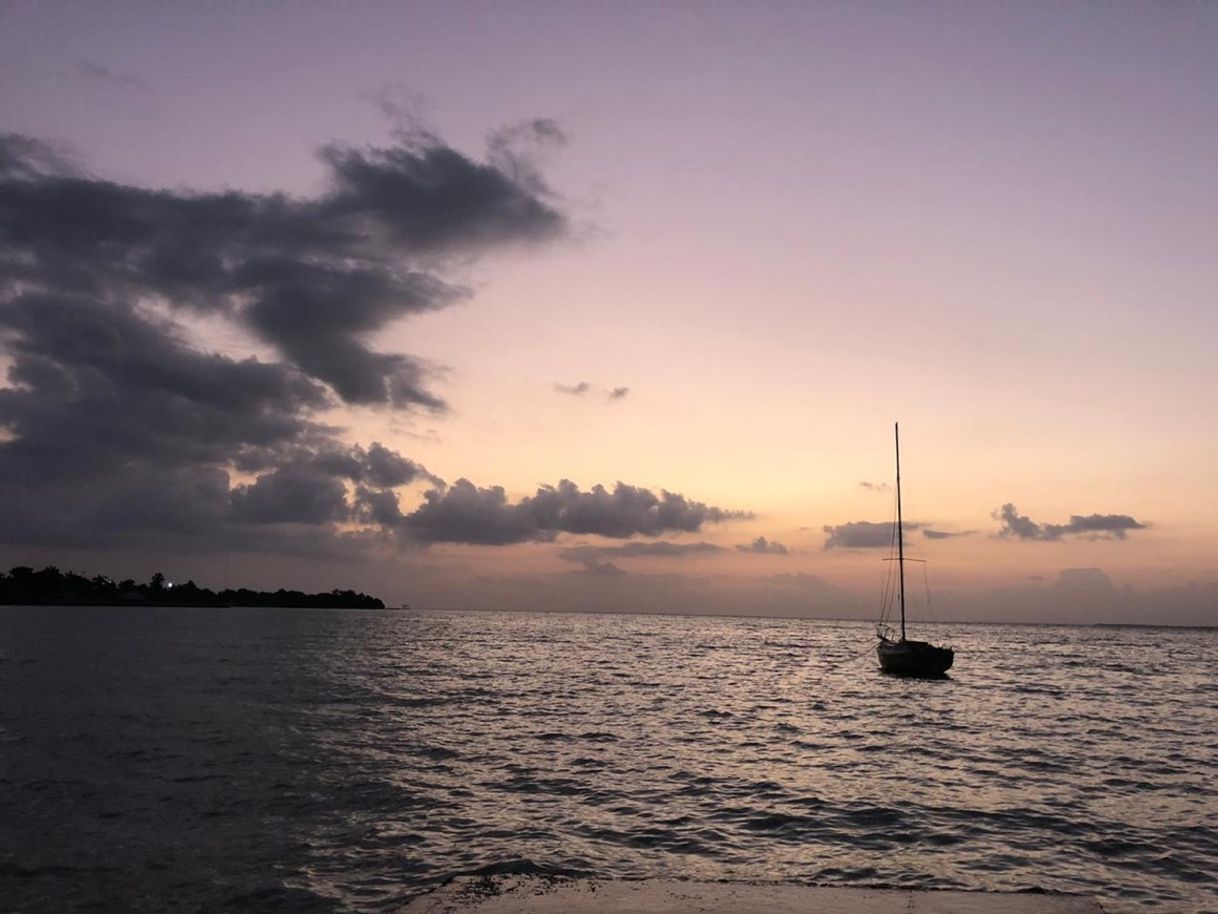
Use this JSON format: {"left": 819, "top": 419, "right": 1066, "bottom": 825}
{"left": 0, "top": 565, "right": 385, "bottom": 609}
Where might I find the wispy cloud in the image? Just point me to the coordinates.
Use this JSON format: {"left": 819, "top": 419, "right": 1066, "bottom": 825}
{"left": 923, "top": 528, "right": 975, "bottom": 540}
{"left": 78, "top": 61, "right": 148, "bottom": 91}
{"left": 859, "top": 481, "right": 891, "bottom": 493}
{"left": 553, "top": 382, "right": 630, "bottom": 401}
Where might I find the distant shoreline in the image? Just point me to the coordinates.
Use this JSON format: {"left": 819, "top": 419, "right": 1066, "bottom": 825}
{"left": 0, "top": 602, "right": 406, "bottom": 610}
{"left": 0, "top": 565, "right": 386, "bottom": 610}
{"left": 390, "top": 606, "right": 1218, "bottom": 630}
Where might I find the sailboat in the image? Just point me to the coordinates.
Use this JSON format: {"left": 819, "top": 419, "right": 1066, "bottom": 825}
{"left": 876, "top": 423, "right": 954, "bottom": 678}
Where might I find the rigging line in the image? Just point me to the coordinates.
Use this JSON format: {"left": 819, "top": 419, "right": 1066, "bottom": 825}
{"left": 879, "top": 553, "right": 895, "bottom": 626}
{"left": 778, "top": 631, "right": 876, "bottom": 687}
{"left": 922, "top": 561, "right": 934, "bottom": 621}
{"left": 878, "top": 486, "right": 899, "bottom": 626}
{"left": 822, "top": 637, "right": 882, "bottom": 669}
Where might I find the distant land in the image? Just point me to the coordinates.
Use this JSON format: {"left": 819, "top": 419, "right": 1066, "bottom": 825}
{"left": 0, "top": 566, "right": 385, "bottom": 609}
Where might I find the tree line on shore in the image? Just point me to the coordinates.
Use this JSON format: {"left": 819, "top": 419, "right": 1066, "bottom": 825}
{"left": 0, "top": 565, "right": 385, "bottom": 609}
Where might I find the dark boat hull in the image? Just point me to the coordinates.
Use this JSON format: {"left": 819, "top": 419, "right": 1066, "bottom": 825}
{"left": 877, "top": 638, "right": 953, "bottom": 678}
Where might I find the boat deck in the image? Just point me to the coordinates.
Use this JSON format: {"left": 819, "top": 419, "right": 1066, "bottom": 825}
{"left": 402, "top": 877, "right": 1105, "bottom": 913}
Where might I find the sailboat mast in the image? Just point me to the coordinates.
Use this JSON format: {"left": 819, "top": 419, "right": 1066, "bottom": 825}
{"left": 895, "top": 422, "right": 906, "bottom": 641}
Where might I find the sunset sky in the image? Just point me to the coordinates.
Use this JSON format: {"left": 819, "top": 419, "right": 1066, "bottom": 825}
{"left": 1, "top": 3, "right": 1215, "bottom": 623}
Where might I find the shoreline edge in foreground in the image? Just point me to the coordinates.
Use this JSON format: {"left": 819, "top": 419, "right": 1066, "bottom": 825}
{"left": 402, "top": 877, "right": 1106, "bottom": 913}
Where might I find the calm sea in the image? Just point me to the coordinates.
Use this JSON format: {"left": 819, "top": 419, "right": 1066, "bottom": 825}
{"left": 0, "top": 607, "right": 1214, "bottom": 913}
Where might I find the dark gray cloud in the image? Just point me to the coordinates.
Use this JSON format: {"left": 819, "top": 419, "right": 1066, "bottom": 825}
{"left": 0, "top": 293, "right": 329, "bottom": 480}
{"left": 822, "top": 520, "right": 923, "bottom": 549}
{"left": 993, "top": 503, "right": 1148, "bottom": 541}
{"left": 364, "top": 442, "right": 431, "bottom": 488}
{"left": 90, "top": 466, "right": 233, "bottom": 538}
{"left": 237, "top": 261, "right": 458, "bottom": 407}
{"left": 229, "top": 444, "right": 437, "bottom": 527}
{"left": 0, "top": 128, "right": 752, "bottom": 564}
{"left": 0, "top": 126, "right": 564, "bottom": 408}
{"left": 230, "top": 465, "right": 351, "bottom": 525}
{"left": 0, "top": 134, "right": 76, "bottom": 180}
{"left": 0, "top": 126, "right": 564, "bottom": 555}
{"left": 737, "top": 536, "right": 788, "bottom": 555}
{"left": 859, "top": 481, "right": 891, "bottom": 493}
{"left": 353, "top": 486, "right": 408, "bottom": 529}
{"left": 318, "top": 134, "right": 564, "bottom": 256}
{"left": 399, "top": 480, "right": 540, "bottom": 546}
{"left": 923, "top": 528, "right": 975, "bottom": 540}
{"left": 993, "top": 504, "right": 1043, "bottom": 540}
{"left": 1067, "top": 514, "right": 1147, "bottom": 538}
{"left": 400, "top": 479, "right": 749, "bottom": 545}
{"left": 608, "top": 386, "right": 630, "bottom": 400}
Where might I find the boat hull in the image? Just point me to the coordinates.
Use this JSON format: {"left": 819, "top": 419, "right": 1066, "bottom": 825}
{"left": 877, "top": 638, "right": 953, "bottom": 678}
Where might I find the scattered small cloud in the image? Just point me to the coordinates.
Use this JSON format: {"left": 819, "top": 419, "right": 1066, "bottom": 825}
{"left": 993, "top": 503, "right": 1147, "bottom": 542}
{"left": 78, "top": 61, "right": 148, "bottom": 91}
{"left": 859, "top": 481, "right": 891, "bottom": 493}
{"left": 552, "top": 382, "right": 630, "bottom": 402}
{"left": 737, "top": 536, "right": 788, "bottom": 555}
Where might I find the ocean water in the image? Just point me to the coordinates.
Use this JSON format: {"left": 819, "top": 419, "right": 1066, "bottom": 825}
{"left": 0, "top": 607, "right": 1214, "bottom": 913}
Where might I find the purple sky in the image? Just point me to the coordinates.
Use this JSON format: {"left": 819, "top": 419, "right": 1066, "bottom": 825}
{"left": 1, "top": 3, "right": 1216, "bottom": 623}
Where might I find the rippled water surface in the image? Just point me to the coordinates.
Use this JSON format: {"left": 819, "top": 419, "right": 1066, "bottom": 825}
{"left": 1, "top": 607, "right": 1215, "bottom": 912}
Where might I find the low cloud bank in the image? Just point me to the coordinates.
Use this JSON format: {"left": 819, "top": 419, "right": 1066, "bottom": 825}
{"left": 737, "top": 536, "right": 788, "bottom": 555}
{"left": 401, "top": 480, "right": 749, "bottom": 545}
{"left": 823, "top": 520, "right": 923, "bottom": 549}
{"left": 923, "top": 529, "right": 974, "bottom": 540}
{"left": 994, "top": 504, "right": 1147, "bottom": 541}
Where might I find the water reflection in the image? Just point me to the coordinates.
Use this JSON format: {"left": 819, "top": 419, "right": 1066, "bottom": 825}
{"left": 1, "top": 608, "right": 1214, "bottom": 913}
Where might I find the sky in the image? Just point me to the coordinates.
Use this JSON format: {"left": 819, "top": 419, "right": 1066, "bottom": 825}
{"left": 1, "top": 2, "right": 1215, "bottom": 624}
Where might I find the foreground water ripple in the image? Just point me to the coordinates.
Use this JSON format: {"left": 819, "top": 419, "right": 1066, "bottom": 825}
{"left": 0, "top": 607, "right": 1215, "bottom": 912}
